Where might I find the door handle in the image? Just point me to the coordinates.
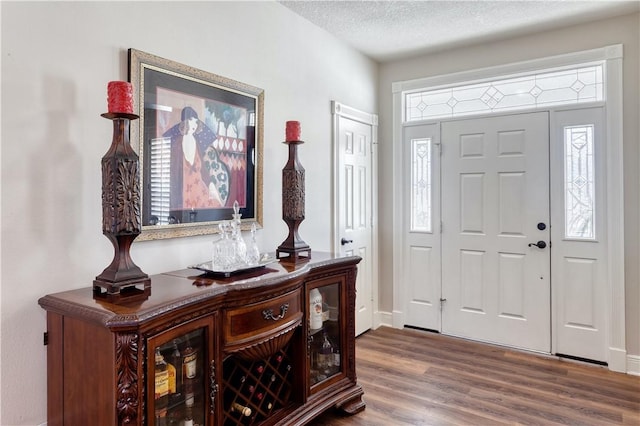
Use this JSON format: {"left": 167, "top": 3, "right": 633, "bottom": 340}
{"left": 528, "top": 240, "right": 547, "bottom": 249}
{"left": 341, "top": 237, "right": 353, "bottom": 246}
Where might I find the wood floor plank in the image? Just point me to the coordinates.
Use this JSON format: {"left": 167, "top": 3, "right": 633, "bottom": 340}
{"left": 310, "top": 327, "right": 640, "bottom": 426}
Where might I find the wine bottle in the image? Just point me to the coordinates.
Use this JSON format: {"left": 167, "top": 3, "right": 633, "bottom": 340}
{"left": 232, "top": 374, "right": 247, "bottom": 390}
{"left": 154, "top": 348, "right": 169, "bottom": 426}
{"left": 231, "top": 402, "right": 252, "bottom": 417}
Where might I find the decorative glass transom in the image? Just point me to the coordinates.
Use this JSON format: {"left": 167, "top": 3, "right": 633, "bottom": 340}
{"left": 564, "top": 125, "right": 595, "bottom": 240}
{"left": 411, "top": 138, "right": 432, "bottom": 232}
{"left": 405, "top": 64, "right": 603, "bottom": 122}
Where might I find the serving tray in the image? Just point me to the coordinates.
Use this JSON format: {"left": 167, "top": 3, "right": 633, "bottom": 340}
{"left": 188, "top": 257, "right": 276, "bottom": 278}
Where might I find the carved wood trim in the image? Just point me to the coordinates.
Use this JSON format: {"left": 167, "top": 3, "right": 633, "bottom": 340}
{"left": 115, "top": 332, "right": 140, "bottom": 426}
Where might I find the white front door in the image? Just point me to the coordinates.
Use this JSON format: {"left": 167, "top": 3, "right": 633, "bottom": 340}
{"left": 441, "top": 112, "right": 551, "bottom": 352}
{"left": 334, "top": 103, "right": 376, "bottom": 336}
{"left": 403, "top": 123, "right": 441, "bottom": 331}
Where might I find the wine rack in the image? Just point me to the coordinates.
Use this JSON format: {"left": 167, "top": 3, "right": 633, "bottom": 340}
{"left": 222, "top": 344, "right": 294, "bottom": 425}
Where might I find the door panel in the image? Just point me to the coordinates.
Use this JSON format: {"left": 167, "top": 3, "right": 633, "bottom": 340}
{"left": 441, "top": 112, "right": 550, "bottom": 353}
{"left": 337, "top": 115, "right": 373, "bottom": 336}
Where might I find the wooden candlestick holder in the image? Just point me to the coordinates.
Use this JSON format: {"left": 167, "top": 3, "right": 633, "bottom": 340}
{"left": 93, "top": 112, "right": 151, "bottom": 303}
{"left": 276, "top": 139, "right": 311, "bottom": 262}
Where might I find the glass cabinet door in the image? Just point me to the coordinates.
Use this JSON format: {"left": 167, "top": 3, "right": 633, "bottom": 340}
{"left": 308, "top": 280, "right": 343, "bottom": 389}
{"left": 149, "top": 316, "right": 214, "bottom": 426}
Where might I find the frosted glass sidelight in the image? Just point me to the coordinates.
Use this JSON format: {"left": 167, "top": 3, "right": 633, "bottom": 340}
{"left": 564, "top": 125, "right": 595, "bottom": 240}
{"left": 411, "top": 138, "right": 432, "bottom": 232}
{"left": 405, "top": 65, "right": 603, "bottom": 122}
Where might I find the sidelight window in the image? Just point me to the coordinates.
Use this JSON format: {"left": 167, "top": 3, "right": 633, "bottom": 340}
{"left": 410, "top": 138, "right": 432, "bottom": 232}
{"left": 564, "top": 125, "right": 595, "bottom": 240}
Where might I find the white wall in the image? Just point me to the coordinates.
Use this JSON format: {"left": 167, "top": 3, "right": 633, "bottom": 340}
{"left": 0, "top": 2, "right": 377, "bottom": 424}
{"left": 377, "top": 13, "right": 640, "bottom": 359}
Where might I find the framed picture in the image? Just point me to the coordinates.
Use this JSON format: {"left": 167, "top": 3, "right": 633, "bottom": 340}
{"left": 128, "top": 49, "right": 263, "bottom": 240}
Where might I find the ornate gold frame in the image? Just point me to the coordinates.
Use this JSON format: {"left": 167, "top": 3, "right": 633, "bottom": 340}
{"left": 128, "top": 49, "right": 263, "bottom": 240}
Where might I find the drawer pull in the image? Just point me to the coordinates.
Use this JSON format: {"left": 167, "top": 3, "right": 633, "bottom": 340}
{"left": 262, "top": 303, "right": 289, "bottom": 321}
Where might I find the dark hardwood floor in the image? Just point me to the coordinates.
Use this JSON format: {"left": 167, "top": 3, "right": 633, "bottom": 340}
{"left": 310, "top": 327, "right": 640, "bottom": 425}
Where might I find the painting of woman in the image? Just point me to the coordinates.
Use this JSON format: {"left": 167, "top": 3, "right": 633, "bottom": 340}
{"left": 163, "top": 106, "right": 230, "bottom": 214}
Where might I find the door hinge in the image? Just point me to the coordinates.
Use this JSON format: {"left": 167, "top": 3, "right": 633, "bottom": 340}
{"left": 43, "top": 332, "right": 48, "bottom": 346}
{"left": 439, "top": 298, "right": 447, "bottom": 310}
{"left": 440, "top": 221, "right": 443, "bottom": 233}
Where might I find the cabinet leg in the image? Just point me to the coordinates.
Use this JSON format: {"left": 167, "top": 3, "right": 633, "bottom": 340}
{"left": 335, "top": 385, "right": 366, "bottom": 415}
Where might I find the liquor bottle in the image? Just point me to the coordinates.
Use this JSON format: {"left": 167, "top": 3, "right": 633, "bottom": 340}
{"left": 309, "top": 288, "right": 323, "bottom": 330}
{"left": 183, "top": 406, "right": 194, "bottom": 426}
{"left": 154, "top": 348, "right": 169, "bottom": 426}
{"left": 170, "top": 340, "right": 182, "bottom": 398}
{"left": 182, "top": 336, "right": 197, "bottom": 381}
{"left": 317, "top": 332, "right": 334, "bottom": 373}
{"left": 231, "top": 402, "right": 252, "bottom": 417}
{"left": 333, "top": 347, "right": 341, "bottom": 369}
{"left": 255, "top": 364, "right": 265, "bottom": 374}
{"left": 183, "top": 377, "right": 195, "bottom": 409}
{"left": 166, "top": 358, "right": 177, "bottom": 401}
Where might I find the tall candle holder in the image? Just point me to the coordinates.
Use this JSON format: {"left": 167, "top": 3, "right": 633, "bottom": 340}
{"left": 93, "top": 109, "right": 151, "bottom": 302}
{"left": 276, "top": 121, "right": 311, "bottom": 262}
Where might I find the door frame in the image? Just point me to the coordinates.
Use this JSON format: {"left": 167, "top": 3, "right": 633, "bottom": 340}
{"left": 391, "top": 45, "right": 626, "bottom": 372}
{"left": 331, "top": 101, "right": 380, "bottom": 329}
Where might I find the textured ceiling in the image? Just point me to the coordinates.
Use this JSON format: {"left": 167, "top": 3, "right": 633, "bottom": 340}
{"left": 279, "top": 1, "right": 639, "bottom": 62}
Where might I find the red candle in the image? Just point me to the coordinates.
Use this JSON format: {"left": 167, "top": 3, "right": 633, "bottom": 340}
{"left": 285, "top": 120, "right": 301, "bottom": 141}
{"left": 107, "top": 81, "right": 134, "bottom": 114}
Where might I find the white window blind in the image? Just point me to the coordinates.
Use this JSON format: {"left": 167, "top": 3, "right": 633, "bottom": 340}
{"left": 149, "top": 137, "right": 171, "bottom": 225}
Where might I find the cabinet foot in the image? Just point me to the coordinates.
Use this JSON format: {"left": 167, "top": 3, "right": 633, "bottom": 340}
{"left": 335, "top": 385, "right": 366, "bottom": 415}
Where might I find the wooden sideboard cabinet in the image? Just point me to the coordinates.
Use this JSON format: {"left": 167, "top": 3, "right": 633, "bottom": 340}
{"left": 39, "top": 253, "right": 364, "bottom": 426}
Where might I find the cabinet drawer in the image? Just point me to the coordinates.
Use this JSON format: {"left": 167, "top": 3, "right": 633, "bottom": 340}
{"left": 224, "top": 289, "right": 302, "bottom": 347}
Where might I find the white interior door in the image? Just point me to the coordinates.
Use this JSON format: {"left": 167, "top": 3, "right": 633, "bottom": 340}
{"left": 441, "top": 112, "right": 551, "bottom": 353}
{"left": 334, "top": 103, "right": 375, "bottom": 336}
{"left": 403, "top": 123, "right": 441, "bottom": 331}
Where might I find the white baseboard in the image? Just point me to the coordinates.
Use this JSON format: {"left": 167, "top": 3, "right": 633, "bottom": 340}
{"left": 373, "top": 310, "right": 393, "bottom": 329}
{"left": 627, "top": 354, "right": 640, "bottom": 376}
